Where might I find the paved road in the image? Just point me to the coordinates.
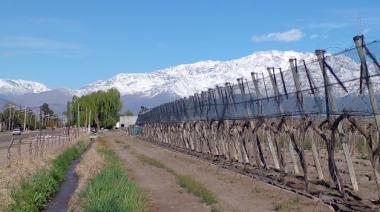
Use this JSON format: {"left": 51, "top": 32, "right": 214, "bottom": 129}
{"left": 0, "top": 128, "right": 65, "bottom": 146}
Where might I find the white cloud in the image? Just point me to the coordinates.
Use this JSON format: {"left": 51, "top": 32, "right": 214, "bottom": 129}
{"left": 251, "top": 29, "right": 305, "bottom": 42}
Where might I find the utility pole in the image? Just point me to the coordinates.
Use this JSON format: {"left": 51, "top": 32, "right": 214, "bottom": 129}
{"left": 66, "top": 101, "right": 71, "bottom": 136}
{"left": 29, "top": 113, "right": 32, "bottom": 130}
{"left": 39, "top": 107, "right": 42, "bottom": 146}
{"left": 8, "top": 105, "right": 12, "bottom": 131}
{"left": 23, "top": 108, "right": 27, "bottom": 131}
{"left": 77, "top": 103, "right": 80, "bottom": 127}
{"left": 11, "top": 107, "right": 15, "bottom": 131}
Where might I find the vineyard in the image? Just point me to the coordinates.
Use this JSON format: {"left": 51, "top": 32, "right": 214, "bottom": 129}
{"left": 136, "top": 35, "right": 380, "bottom": 211}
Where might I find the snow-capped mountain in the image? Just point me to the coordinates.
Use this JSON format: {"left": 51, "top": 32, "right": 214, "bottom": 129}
{"left": 0, "top": 50, "right": 372, "bottom": 113}
{"left": 77, "top": 51, "right": 317, "bottom": 97}
{"left": 0, "top": 79, "right": 50, "bottom": 95}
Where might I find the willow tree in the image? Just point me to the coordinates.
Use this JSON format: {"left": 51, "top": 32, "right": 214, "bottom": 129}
{"left": 70, "top": 88, "right": 122, "bottom": 129}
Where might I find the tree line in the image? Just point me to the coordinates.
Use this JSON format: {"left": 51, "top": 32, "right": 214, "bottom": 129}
{"left": 0, "top": 105, "right": 38, "bottom": 131}
{"left": 0, "top": 102, "right": 59, "bottom": 131}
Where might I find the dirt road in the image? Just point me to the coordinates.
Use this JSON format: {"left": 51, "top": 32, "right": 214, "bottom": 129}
{"left": 106, "top": 132, "right": 331, "bottom": 212}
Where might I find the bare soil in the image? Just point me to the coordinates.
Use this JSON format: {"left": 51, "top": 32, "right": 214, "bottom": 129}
{"left": 106, "top": 132, "right": 331, "bottom": 212}
{"left": 68, "top": 140, "right": 105, "bottom": 212}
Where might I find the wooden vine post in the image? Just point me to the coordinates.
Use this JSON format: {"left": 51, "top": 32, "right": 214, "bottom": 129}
{"left": 354, "top": 34, "right": 380, "bottom": 197}
{"left": 250, "top": 72, "right": 267, "bottom": 168}
{"left": 289, "top": 59, "right": 323, "bottom": 179}
{"left": 250, "top": 72, "right": 263, "bottom": 117}
{"left": 316, "top": 49, "right": 358, "bottom": 193}
{"left": 266, "top": 67, "right": 285, "bottom": 175}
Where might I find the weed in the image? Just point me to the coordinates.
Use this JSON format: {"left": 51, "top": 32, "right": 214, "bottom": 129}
{"left": 211, "top": 206, "right": 221, "bottom": 212}
{"left": 135, "top": 154, "right": 166, "bottom": 169}
{"left": 273, "top": 195, "right": 300, "bottom": 211}
{"left": 80, "top": 142, "right": 147, "bottom": 212}
{"left": 303, "top": 139, "right": 311, "bottom": 151}
{"left": 134, "top": 153, "right": 217, "bottom": 205}
{"left": 115, "top": 140, "right": 123, "bottom": 144}
{"left": 176, "top": 175, "right": 217, "bottom": 205}
{"left": 252, "top": 185, "right": 262, "bottom": 193}
{"left": 135, "top": 153, "right": 175, "bottom": 174}
{"left": 123, "top": 144, "right": 130, "bottom": 149}
{"left": 356, "top": 137, "right": 368, "bottom": 160}
{"left": 9, "top": 141, "right": 87, "bottom": 211}
{"left": 273, "top": 202, "right": 283, "bottom": 211}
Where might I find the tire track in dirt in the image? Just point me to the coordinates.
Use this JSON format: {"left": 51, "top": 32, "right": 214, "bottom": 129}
{"left": 107, "top": 134, "right": 210, "bottom": 212}
{"left": 109, "top": 132, "right": 331, "bottom": 212}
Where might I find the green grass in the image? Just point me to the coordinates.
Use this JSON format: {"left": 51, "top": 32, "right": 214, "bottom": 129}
{"left": 251, "top": 185, "right": 262, "bottom": 193}
{"left": 273, "top": 195, "right": 300, "bottom": 211}
{"left": 114, "top": 140, "right": 123, "bottom": 144}
{"left": 177, "top": 175, "right": 217, "bottom": 205}
{"left": 356, "top": 137, "right": 368, "bottom": 160}
{"left": 135, "top": 154, "right": 166, "bottom": 169}
{"left": 211, "top": 206, "right": 222, "bottom": 212}
{"left": 134, "top": 153, "right": 217, "bottom": 205}
{"left": 303, "top": 139, "right": 312, "bottom": 151}
{"left": 9, "top": 140, "right": 87, "bottom": 211}
{"left": 80, "top": 142, "right": 147, "bottom": 212}
{"left": 115, "top": 139, "right": 130, "bottom": 150}
{"left": 135, "top": 153, "right": 175, "bottom": 174}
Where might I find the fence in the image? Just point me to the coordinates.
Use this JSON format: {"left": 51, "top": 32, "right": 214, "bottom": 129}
{"left": 136, "top": 35, "right": 380, "bottom": 211}
{"left": 0, "top": 127, "right": 85, "bottom": 167}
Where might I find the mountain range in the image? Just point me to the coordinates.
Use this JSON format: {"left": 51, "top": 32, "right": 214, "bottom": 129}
{"left": 0, "top": 50, "right": 371, "bottom": 115}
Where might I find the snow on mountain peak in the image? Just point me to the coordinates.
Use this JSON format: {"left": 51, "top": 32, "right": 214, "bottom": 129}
{"left": 77, "top": 50, "right": 316, "bottom": 97}
{"left": 0, "top": 79, "right": 50, "bottom": 95}
{"left": 1, "top": 50, "right": 358, "bottom": 100}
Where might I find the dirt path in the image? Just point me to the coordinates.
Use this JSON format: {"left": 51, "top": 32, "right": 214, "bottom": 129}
{"left": 106, "top": 132, "right": 331, "bottom": 212}
{"left": 108, "top": 134, "right": 210, "bottom": 212}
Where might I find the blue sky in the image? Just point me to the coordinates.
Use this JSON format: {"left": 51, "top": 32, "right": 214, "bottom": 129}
{"left": 0, "top": 0, "right": 379, "bottom": 89}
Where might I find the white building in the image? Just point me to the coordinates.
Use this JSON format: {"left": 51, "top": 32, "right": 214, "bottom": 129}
{"left": 116, "top": 116, "right": 137, "bottom": 128}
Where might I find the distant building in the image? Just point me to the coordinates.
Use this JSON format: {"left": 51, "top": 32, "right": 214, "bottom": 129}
{"left": 116, "top": 116, "right": 137, "bottom": 128}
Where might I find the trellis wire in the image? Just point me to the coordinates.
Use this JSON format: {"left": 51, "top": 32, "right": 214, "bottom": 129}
{"left": 137, "top": 39, "right": 380, "bottom": 124}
